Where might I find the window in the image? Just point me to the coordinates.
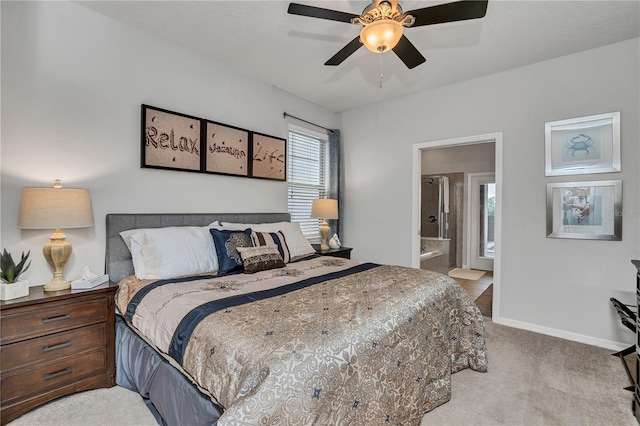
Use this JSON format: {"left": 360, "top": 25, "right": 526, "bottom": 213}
{"left": 287, "top": 127, "right": 329, "bottom": 242}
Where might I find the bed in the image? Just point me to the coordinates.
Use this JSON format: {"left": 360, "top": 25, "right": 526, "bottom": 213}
{"left": 106, "top": 213, "right": 487, "bottom": 425}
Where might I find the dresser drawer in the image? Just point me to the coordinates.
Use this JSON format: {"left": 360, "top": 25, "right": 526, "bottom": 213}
{"left": 1, "top": 298, "right": 107, "bottom": 344}
{"left": 1, "top": 348, "right": 106, "bottom": 402}
{"left": 0, "top": 284, "right": 117, "bottom": 424}
{"left": 0, "top": 323, "right": 106, "bottom": 372}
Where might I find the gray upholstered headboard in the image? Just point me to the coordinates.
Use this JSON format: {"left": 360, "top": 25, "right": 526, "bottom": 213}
{"left": 105, "top": 213, "right": 291, "bottom": 283}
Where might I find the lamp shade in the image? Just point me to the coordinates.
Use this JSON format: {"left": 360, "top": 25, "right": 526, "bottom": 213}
{"left": 18, "top": 185, "right": 93, "bottom": 230}
{"left": 311, "top": 199, "right": 339, "bottom": 220}
{"left": 360, "top": 19, "right": 403, "bottom": 53}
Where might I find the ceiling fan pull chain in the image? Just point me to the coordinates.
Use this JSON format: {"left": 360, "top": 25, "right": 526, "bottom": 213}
{"left": 379, "top": 53, "right": 384, "bottom": 89}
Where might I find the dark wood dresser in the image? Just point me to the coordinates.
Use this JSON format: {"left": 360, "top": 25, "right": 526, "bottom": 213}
{"left": 0, "top": 283, "right": 118, "bottom": 424}
{"left": 634, "top": 259, "right": 640, "bottom": 422}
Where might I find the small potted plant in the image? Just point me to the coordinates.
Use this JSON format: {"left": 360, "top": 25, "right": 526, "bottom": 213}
{"left": 0, "top": 249, "right": 31, "bottom": 300}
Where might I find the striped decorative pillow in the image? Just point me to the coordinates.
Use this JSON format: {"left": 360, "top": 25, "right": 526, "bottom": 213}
{"left": 251, "top": 231, "right": 291, "bottom": 263}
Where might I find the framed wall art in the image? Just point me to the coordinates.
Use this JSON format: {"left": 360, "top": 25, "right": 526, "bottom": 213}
{"left": 141, "top": 104, "right": 202, "bottom": 172}
{"left": 204, "top": 120, "right": 249, "bottom": 177}
{"left": 250, "top": 132, "right": 287, "bottom": 181}
{"left": 546, "top": 180, "right": 622, "bottom": 240}
{"left": 545, "top": 111, "right": 620, "bottom": 176}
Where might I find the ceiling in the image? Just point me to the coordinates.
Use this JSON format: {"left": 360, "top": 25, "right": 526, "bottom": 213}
{"left": 77, "top": 1, "right": 639, "bottom": 113}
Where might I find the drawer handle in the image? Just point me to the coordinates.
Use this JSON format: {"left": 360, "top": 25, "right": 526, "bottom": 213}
{"left": 43, "top": 341, "right": 72, "bottom": 353}
{"left": 42, "top": 313, "right": 71, "bottom": 323}
{"left": 44, "top": 367, "right": 72, "bottom": 381}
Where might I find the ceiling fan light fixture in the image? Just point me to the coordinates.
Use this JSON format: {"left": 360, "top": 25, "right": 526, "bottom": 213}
{"left": 360, "top": 19, "right": 403, "bottom": 53}
{"left": 288, "top": 0, "right": 488, "bottom": 69}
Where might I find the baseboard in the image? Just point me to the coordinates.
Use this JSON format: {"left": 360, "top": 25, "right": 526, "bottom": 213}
{"left": 492, "top": 315, "right": 632, "bottom": 351}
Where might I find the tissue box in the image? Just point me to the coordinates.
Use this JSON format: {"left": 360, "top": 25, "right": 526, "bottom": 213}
{"left": 71, "top": 274, "right": 109, "bottom": 290}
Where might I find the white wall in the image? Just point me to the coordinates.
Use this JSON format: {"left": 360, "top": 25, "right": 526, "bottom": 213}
{"left": 342, "top": 38, "right": 640, "bottom": 348}
{"left": 0, "top": 1, "right": 338, "bottom": 286}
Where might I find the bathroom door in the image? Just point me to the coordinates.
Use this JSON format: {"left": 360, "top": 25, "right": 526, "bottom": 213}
{"left": 469, "top": 173, "right": 495, "bottom": 271}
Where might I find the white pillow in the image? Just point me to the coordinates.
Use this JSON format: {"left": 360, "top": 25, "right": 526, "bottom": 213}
{"left": 120, "top": 228, "right": 152, "bottom": 252}
{"left": 217, "top": 221, "right": 315, "bottom": 260}
{"left": 128, "top": 227, "right": 218, "bottom": 279}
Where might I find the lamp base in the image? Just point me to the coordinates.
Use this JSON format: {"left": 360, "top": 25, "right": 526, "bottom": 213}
{"left": 43, "top": 229, "right": 72, "bottom": 292}
{"left": 319, "top": 219, "right": 330, "bottom": 252}
{"left": 44, "top": 278, "right": 71, "bottom": 292}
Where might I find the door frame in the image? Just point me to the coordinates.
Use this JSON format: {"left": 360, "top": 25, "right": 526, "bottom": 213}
{"left": 412, "top": 132, "right": 503, "bottom": 321}
{"left": 467, "top": 172, "right": 495, "bottom": 271}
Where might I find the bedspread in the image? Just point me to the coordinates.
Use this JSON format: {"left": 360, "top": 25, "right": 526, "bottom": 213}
{"left": 116, "top": 257, "right": 487, "bottom": 425}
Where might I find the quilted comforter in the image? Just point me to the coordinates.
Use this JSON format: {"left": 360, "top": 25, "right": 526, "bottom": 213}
{"left": 115, "top": 256, "right": 487, "bottom": 425}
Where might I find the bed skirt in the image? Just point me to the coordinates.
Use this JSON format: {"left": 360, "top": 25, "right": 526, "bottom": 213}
{"left": 115, "top": 315, "right": 223, "bottom": 425}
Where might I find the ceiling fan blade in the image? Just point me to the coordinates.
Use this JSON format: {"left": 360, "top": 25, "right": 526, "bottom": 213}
{"left": 287, "top": 3, "right": 359, "bottom": 24}
{"left": 408, "top": 0, "right": 488, "bottom": 27}
{"left": 392, "top": 35, "right": 426, "bottom": 69}
{"left": 325, "top": 36, "right": 363, "bottom": 66}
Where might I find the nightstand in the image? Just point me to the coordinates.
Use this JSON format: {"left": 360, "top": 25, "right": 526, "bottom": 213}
{"left": 0, "top": 282, "right": 118, "bottom": 424}
{"left": 312, "top": 244, "right": 353, "bottom": 259}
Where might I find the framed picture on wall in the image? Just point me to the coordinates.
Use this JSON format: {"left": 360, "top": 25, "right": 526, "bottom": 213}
{"left": 250, "top": 132, "right": 287, "bottom": 181}
{"left": 546, "top": 180, "right": 622, "bottom": 240}
{"left": 544, "top": 111, "right": 620, "bottom": 176}
{"left": 204, "top": 120, "right": 249, "bottom": 177}
{"left": 141, "top": 104, "right": 202, "bottom": 172}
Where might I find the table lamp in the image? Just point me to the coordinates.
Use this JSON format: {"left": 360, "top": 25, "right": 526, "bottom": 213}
{"left": 18, "top": 180, "right": 94, "bottom": 291}
{"left": 311, "top": 198, "right": 339, "bottom": 252}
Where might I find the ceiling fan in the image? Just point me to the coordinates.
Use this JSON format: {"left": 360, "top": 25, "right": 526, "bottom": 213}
{"left": 288, "top": 0, "right": 488, "bottom": 69}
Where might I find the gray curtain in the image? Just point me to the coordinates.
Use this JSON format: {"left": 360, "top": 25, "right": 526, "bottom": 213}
{"left": 327, "top": 129, "right": 344, "bottom": 243}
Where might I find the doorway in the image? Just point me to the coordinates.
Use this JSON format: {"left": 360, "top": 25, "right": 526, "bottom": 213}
{"left": 469, "top": 173, "right": 495, "bottom": 271}
{"left": 412, "top": 132, "right": 503, "bottom": 320}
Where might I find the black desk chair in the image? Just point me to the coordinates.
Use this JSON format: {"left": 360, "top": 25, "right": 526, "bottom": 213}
{"left": 610, "top": 297, "right": 636, "bottom": 392}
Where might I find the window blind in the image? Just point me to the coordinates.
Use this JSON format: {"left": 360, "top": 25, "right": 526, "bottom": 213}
{"left": 287, "top": 129, "right": 328, "bottom": 242}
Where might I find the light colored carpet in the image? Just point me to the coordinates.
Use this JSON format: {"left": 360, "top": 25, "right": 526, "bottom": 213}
{"left": 8, "top": 386, "right": 157, "bottom": 425}
{"left": 8, "top": 320, "right": 636, "bottom": 426}
{"left": 423, "top": 320, "right": 636, "bottom": 425}
{"left": 449, "top": 267, "right": 486, "bottom": 280}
